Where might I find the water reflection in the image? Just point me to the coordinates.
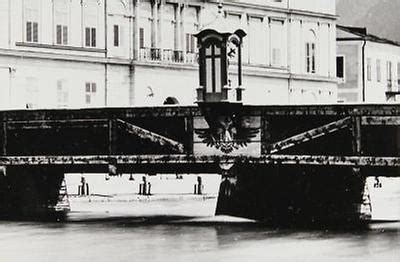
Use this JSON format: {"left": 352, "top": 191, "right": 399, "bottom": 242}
{"left": 0, "top": 218, "right": 399, "bottom": 262}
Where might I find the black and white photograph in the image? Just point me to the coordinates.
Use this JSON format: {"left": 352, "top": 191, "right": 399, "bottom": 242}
{"left": 0, "top": 0, "right": 399, "bottom": 261}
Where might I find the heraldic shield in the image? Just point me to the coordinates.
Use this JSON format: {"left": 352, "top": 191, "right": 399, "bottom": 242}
{"left": 194, "top": 104, "right": 261, "bottom": 156}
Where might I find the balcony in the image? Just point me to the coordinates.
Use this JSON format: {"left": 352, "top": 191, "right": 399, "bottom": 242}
{"left": 139, "top": 47, "right": 162, "bottom": 61}
{"left": 385, "top": 80, "right": 400, "bottom": 98}
{"left": 138, "top": 47, "right": 197, "bottom": 65}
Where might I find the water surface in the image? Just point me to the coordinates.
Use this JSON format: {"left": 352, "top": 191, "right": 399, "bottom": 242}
{"left": 1, "top": 219, "right": 399, "bottom": 262}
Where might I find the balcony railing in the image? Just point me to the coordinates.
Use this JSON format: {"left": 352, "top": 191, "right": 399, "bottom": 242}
{"left": 138, "top": 47, "right": 197, "bottom": 65}
{"left": 387, "top": 80, "right": 393, "bottom": 92}
{"left": 185, "top": 52, "right": 198, "bottom": 64}
{"left": 139, "top": 47, "right": 162, "bottom": 61}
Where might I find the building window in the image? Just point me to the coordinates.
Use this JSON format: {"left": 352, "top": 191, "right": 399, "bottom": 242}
{"left": 305, "top": 43, "right": 316, "bottom": 73}
{"left": 139, "top": 27, "right": 145, "bottom": 49}
{"left": 376, "top": 59, "right": 381, "bottom": 82}
{"left": 85, "top": 82, "right": 97, "bottom": 105}
{"left": 272, "top": 48, "right": 281, "bottom": 66}
{"left": 305, "top": 30, "right": 316, "bottom": 74}
{"left": 56, "top": 25, "right": 68, "bottom": 45}
{"left": 163, "top": 3, "right": 176, "bottom": 50}
{"left": 26, "top": 21, "right": 39, "bottom": 43}
{"left": 54, "top": 0, "right": 69, "bottom": 45}
{"left": 367, "top": 58, "right": 372, "bottom": 81}
{"left": 270, "top": 19, "right": 284, "bottom": 67}
{"left": 85, "top": 27, "right": 96, "bottom": 47}
{"left": 184, "top": 6, "right": 199, "bottom": 59}
{"left": 25, "top": 77, "right": 39, "bottom": 109}
{"left": 57, "top": 80, "right": 69, "bottom": 108}
{"left": 249, "top": 17, "right": 265, "bottom": 65}
{"left": 336, "top": 56, "right": 345, "bottom": 81}
{"left": 387, "top": 61, "right": 393, "bottom": 90}
{"left": 139, "top": 0, "right": 152, "bottom": 49}
{"left": 113, "top": 25, "right": 120, "bottom": 47}
{"left": 83, "top": 0, "right": 99, "bottom": 48}
{"left": 225, "top": 13, "right": 242, "bottom": 65}
{"left": 397, "top": 63, "right": 400, "bottom": 88}
{"left": 25, "top": 0, "right": 39, "bottom": 43}
{"left": 186, "top": 34, "right": 196, "bottom": 53}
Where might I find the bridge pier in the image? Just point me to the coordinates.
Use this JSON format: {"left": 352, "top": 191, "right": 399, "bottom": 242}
{"left": 216, "top": 164, "right": 367, "bottom": 227}
{"left": 0, "top": 167, "right": 66, "bottom": 220}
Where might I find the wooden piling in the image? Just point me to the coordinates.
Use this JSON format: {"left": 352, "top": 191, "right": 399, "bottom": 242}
{"left": 0, "top": 119, "right": 7, "bottom": 176}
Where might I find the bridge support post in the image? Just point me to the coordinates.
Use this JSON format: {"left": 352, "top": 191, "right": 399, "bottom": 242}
{"left": 215, "top": 162, "right": 369, "bottom": 226}
{"left": 0, "top": 120, "right": 7, "bottom": 177}
{"left": 351, "top": 116, "right": 371, "bottom": 220}
{"left": 215, "top": 163, "right": 237, "bottom": 216}
{"left": 0, "top": 166, "right": 66, "bottom": 220}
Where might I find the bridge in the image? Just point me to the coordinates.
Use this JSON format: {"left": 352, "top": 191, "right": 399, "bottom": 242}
{"left": 0, "top": 104, "right": 399, "bottom": 224}
{"left": 1, "top": 20, "right": 399, "bottom": 225}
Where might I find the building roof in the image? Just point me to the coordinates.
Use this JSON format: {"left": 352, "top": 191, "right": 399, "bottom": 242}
{"left": 337, "top": 25, "right": 400, "bottom": 47}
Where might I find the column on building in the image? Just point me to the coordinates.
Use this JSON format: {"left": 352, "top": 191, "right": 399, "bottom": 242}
{"left": 175, "top": 3, "right": 183, "bottom": 62}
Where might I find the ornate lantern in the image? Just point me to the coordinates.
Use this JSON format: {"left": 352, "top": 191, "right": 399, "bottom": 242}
{"left": 194, "top": 6, "right": 246, "bottom": 104}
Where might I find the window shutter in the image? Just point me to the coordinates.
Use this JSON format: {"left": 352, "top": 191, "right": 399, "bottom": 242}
{"left": 26, "top": 22, "right": 32, "bottom": 42}
{"left": 397, "top": 63, "right": 400, "bottom": 87}
{"left": 376, "top": 60, "right": 381, "bottom": 82}
{"left": 63, "top": 26, "right": 68, "bottom": 45}
{"left": 91, "top": 28, "right": 96, "bottom": 47}
{"left": 186, "top": 34, "right": 190, "bottom": 52}
{"left": 91, "top": 83, "right": 97, "bottom": 93}
{"left": 85, "top": 82, "right": 91, "bottom": 93}
{"left": 114, "top": 25, "right": 119, "bottom": 47}
{"left": 191, "top": 35, "right": 196, "bottom": 54}
{"left": 139, "top": 28, "right": 145, "bottom": 48}
{"left": 272, "top": 48, "right": 281, "bottom": 66}
{"left": 336, "top": 57, "right": 344, "bottom": 79}
{"left": 306, "top": 43, "right": 310, "bottom": 73}
{"left": 86, "top": 94, "right": 91, "bottom": 104}
{"left": 33, "top": 22, "right": 38, "bottom": 42}
{"left": 311, "top": 43, "right": 316, "bottom": 73}
{"left": 85, "top": 27, "right": 91, "bottom": 46}
{"left": 56, "top": 25, "right": 62, "bottom": 44}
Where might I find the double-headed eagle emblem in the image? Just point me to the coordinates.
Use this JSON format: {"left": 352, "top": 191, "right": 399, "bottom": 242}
{"left": 195, "top": 114, "right": 259, "bottom": 154}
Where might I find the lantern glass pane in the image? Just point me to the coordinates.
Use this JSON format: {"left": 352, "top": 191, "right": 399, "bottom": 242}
{"left": 215, "top": 57, "right": 221, "bottom": 93}
{"left": 206, "top": 58, "right": 213, "bottom": 93}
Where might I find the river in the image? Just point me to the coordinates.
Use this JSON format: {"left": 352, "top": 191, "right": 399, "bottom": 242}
{"left": 1, "top": 175, "right": 399, "bottom": 261}
{"left": 0, "top": 218, "right": 399, "bottom": 262}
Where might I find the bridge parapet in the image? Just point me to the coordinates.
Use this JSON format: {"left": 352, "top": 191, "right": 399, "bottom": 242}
{"left": 0, "top": 105, "right": 399, "bottom": 176}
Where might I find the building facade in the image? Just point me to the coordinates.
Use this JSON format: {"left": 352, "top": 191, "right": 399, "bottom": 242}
{"left": 337, "top": 25, "right": 400, "bottom": 103}
{"left": 0, "top": 0, "right": 337, "bottom": 110}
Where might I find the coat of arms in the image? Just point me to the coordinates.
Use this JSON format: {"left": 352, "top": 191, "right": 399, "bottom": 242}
{"left": 195, "top": 113, "right": 259, "bottom": 154}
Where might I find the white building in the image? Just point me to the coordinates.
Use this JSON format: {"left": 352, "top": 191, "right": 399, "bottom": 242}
{"left": 0, "top": 0, "right": 338, "bottom": 110}
{"left": 337, "top": 25, "right": 400, "bottom": 103}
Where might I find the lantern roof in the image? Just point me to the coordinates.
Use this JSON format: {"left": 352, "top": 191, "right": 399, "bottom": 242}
{"left": 195, "top": 2, "right": 246, "bottom": 39}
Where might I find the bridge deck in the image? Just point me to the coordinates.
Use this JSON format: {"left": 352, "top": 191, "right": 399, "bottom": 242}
{"left": 1, "top": 104, "right": 400, "bottom": 176}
